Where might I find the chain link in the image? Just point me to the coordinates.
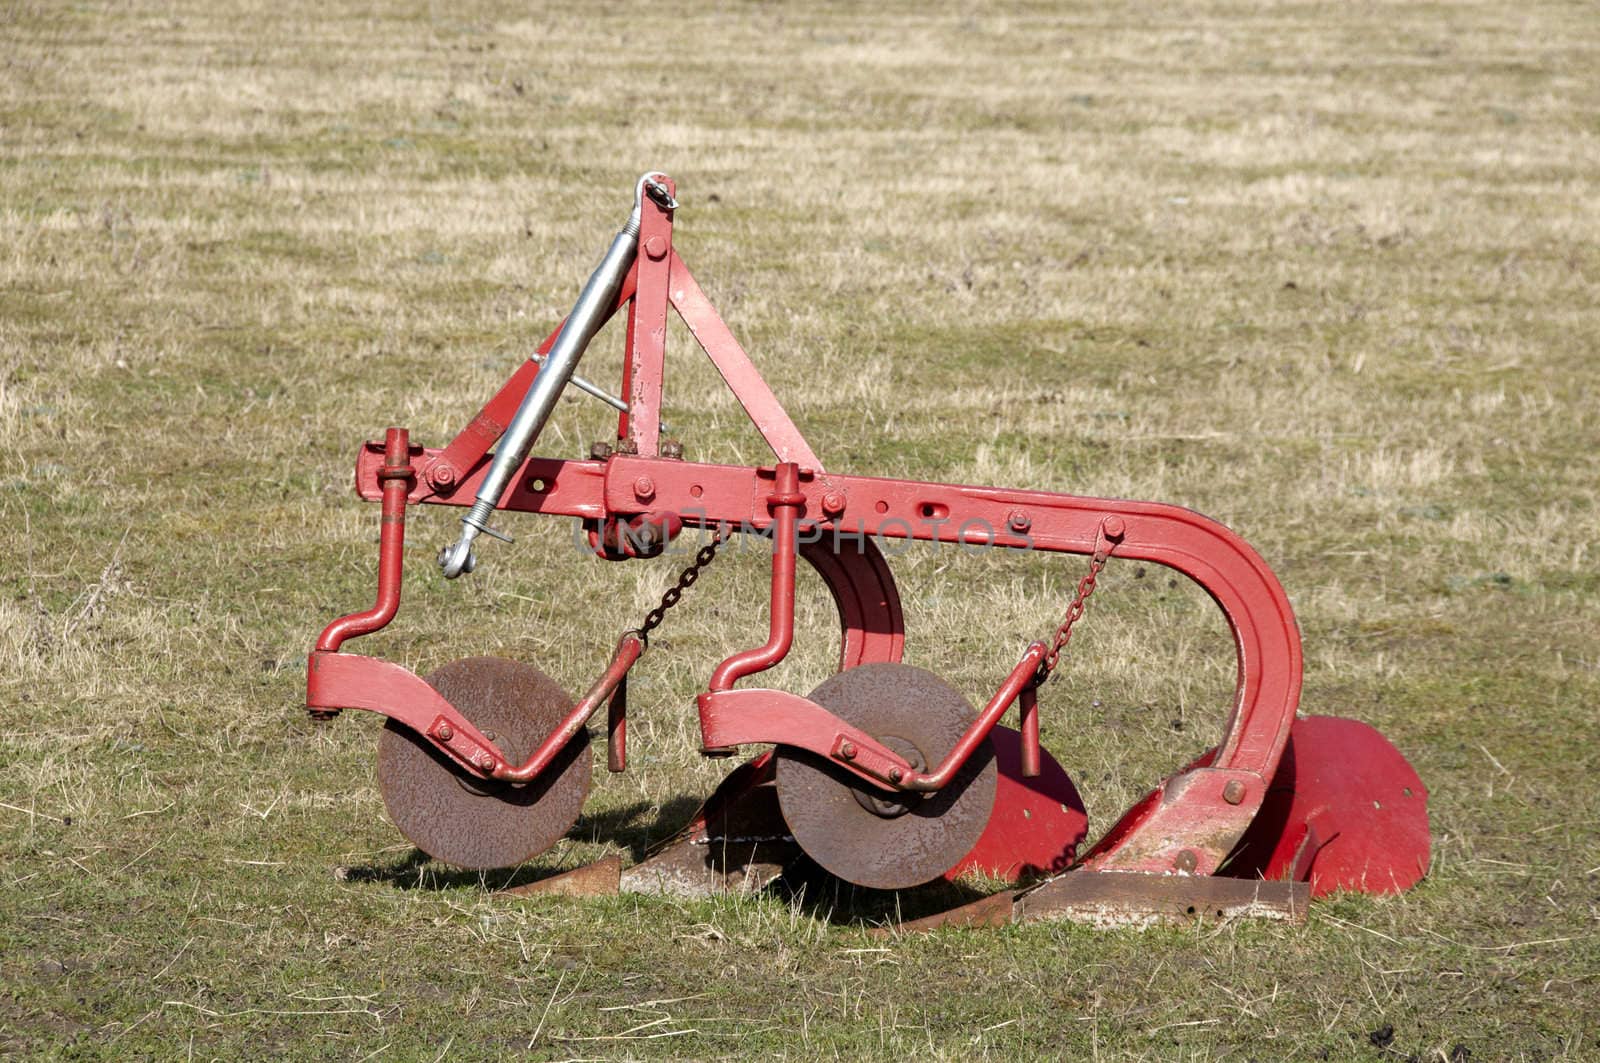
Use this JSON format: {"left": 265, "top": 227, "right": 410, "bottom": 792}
{"left": 635, "top": 526, "right": 726, "bottom": 641}
{"left": 1036, "top": 541, "right": 1112, "bottom": 683}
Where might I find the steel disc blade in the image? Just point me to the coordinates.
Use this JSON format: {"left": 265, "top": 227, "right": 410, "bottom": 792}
{"left": 775, "top": 662, "right": 997, "bottom": 890}
{"left": 377, "top": 657, "right": 591, "bottom": 870}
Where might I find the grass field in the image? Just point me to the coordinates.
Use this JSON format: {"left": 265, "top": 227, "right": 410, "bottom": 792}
{"left": 4, "top": 1, "right": 1598, "bottom": 1058}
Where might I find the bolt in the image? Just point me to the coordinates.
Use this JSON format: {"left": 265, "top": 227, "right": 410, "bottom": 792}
{"left": 1007, "top": 509, "right": 1031, "bottom": 533}
{"left": 644, "top": 235, "right": 668, "bottom": 260}
{"left": 660, "top": 438, "right": 684, "bottom": 460}
{"left": 429, "top": 462, "right": 457, "bottom": 489}
{"left": 1103, "top": 515, "right": 1126, "bottom": 539}
{"left": 1222, "top": 779, "right": 1246, "bottom": 805}
{"left": 1173, "top": 849, "right": 1198, "bottom": 873}
{"left": 821, "top": 490, "right": 846, "bottom": 516}
{"left": 633, "top": 521, "right": 662, "bottom": 550}
{"left": 838, "top": 741, "right": 856, "bottom": 760}
{"left": 435, "top": 723, "right": 454, "bottom": 742}
{"left": 888, "top": 767, "right": 903, "bottom": 784}
{"left": 633, "top": 475, "right": 655, "bottom": 502}
{"left": 590, "top": 441, "right": 614, "bottom": 461}
{"left": 477, "top": 755, "right": 497, "bottom": 773}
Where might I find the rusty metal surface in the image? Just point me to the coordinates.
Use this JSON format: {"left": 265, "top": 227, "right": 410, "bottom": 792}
{"left": 622, "top": 753, "right": 800, "bottom": 898}
{"left": 888, "top": 871, "right": 1311, "bottom": 933}
{"left": 501, "top": 854, "right": 622, "bottom": 898}
{"left": 1016, "top": 871, "right": 1310, "bottom": 929}
{"left": 775, "top": 663, "right": 997, "bottom": 890}
{"left": 377, "top": 657, "right": 591, "bottom": 870}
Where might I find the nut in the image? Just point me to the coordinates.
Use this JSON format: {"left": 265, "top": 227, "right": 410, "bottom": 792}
{"left": 821, "top": 490, "right": 847, "bottom": 516}
{"left": 838, "top": 741, "right": 856, "bottom": 760}
{"left": 1007, "top": 509, "right": 1031, "bottom": 533}
{"left": 660, "top": 438, "right": 685, "bottom": 460}
{"left": 435, "top": 723, "right": 454, "bottom": 742}
{"left": 590, "top": 441, "right": 614, "bottom": 461}
{"left": 429, "top": 462, "right": 457, "bottom": 489}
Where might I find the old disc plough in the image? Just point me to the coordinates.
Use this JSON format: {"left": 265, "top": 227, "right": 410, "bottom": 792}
{"left": 307, "top": 173, "right": 1430, "bottom": 928}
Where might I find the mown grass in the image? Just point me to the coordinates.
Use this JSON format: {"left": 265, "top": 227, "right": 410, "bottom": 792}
{"left": 3, "top": 1, "right": 1598, "bottom": 1058}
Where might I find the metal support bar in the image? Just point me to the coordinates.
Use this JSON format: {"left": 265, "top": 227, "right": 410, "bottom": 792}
{"left": 706, "top": 463, "right": 804, "bottom": 691}
{"left": 439, "top": 172, "right": 670, "bottom": 578}
{"left": 315, "top": 427, "right": 411, "bottom": 654}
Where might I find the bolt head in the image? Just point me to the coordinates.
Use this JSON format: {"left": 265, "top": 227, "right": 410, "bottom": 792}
{"left": 1103, "top": 515, "right": 1126, "bottom": 539}
{"left": 633, "top": 476, "right": 655, "bottom": 502}
{"left": 1173, "top": 849, "right": 1198, "bottom": 873}
{"left": 644, "top": 235, "right": 668, "bottom": 260}
{"left": 1222, "top": 779, "right": 1246, "bottom": 805}
{"left": 429, "top": 462, "right": 457, "bottom": 488}
{"left": 821, "top": 490, "right": 846, "bottom": 515}
{"left": 1007, "top": 509, "right": 1031, "bottom": 532}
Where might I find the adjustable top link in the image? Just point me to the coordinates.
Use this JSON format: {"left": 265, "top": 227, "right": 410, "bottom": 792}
{"left": 635, "top": 526, "right": 726, "bottom": 643}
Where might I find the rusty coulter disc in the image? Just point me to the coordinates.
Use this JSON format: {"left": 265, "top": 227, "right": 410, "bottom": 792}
{"left": 377, "top": 657, "right": 591, "bottom": 870}
{"left": 775, "top": 663, "right": 997, "bottom": 890}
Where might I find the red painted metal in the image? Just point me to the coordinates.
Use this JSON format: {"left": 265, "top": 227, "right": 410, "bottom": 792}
{"left": 899, "top": 642, "right": 1047, "bottom": 792}
{"left": 698, "top": 687, "right": 910, "bottom": 792}
{"left": 621, "top": 181, "right": 673, "bottom": 458}
{"left": 309, "top": 178, "right": 1427, "bottom": 902}
{"left": 707, "top": 463, "right": 804, "bottom": 692}
{"left": 308, "top": 650, "right": 499, "bottom": 776}
{"left": 315, "top": 427, "right": 412, "bottom": 654}
{"left": 796, "top": 537, "right": 905, "bottom": 670}
{"left": 488, "top": 634, "right": 642, "bottom": 783}
{"left": 667, "top": 250, "right": 823, "bottom": 472}
{"left": 351, "top": 443, "right": 1301, "bottom": 870}
{"left": 1018, "top": 685, "right": 1041, "bottom": 779}
{"left": 945, "top": 724, "right": 1087, "bottom": 882}
{"left": 606, "top": 674, "right": 627, "bottom": 772}
{"left": 1222, "top": 715, "right": 1430, "bottom": 897}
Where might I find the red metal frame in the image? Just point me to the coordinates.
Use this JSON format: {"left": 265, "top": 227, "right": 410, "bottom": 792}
{"left": 307, "top": 191, "right": 1307, "bottom": 878}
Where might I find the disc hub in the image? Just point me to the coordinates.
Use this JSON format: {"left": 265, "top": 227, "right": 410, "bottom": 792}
{"left": 776, "top": 662, "right": 998, "bottom": 890}
{"left": 850, "top": 735, "right": 925, "bottom": 819}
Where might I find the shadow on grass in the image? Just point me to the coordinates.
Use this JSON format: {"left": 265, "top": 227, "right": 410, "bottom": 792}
{"left": 340, "top": 793, "right": 1000, "bottom": 924}
{"left": 770, "top": 856, "right": 997, "bottom": 927}
{"left": 338, "top": 794, "right": 706, "bottom": 892}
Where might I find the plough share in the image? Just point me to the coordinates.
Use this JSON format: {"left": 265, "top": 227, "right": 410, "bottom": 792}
{"left": 307, "top": 173, "right": 1430, "bottom": 927}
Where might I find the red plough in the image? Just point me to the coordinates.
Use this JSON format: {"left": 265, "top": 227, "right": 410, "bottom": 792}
{"left": 308, "top": 174, "right": 1430, "bottom": 927}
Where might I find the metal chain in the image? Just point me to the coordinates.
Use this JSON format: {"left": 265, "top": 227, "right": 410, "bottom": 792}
{"left": 635, "top": 526, "right": 726, "bottom": 641}
{"left": 1036, "top": 541, "right": 1112, "bottom": 683}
